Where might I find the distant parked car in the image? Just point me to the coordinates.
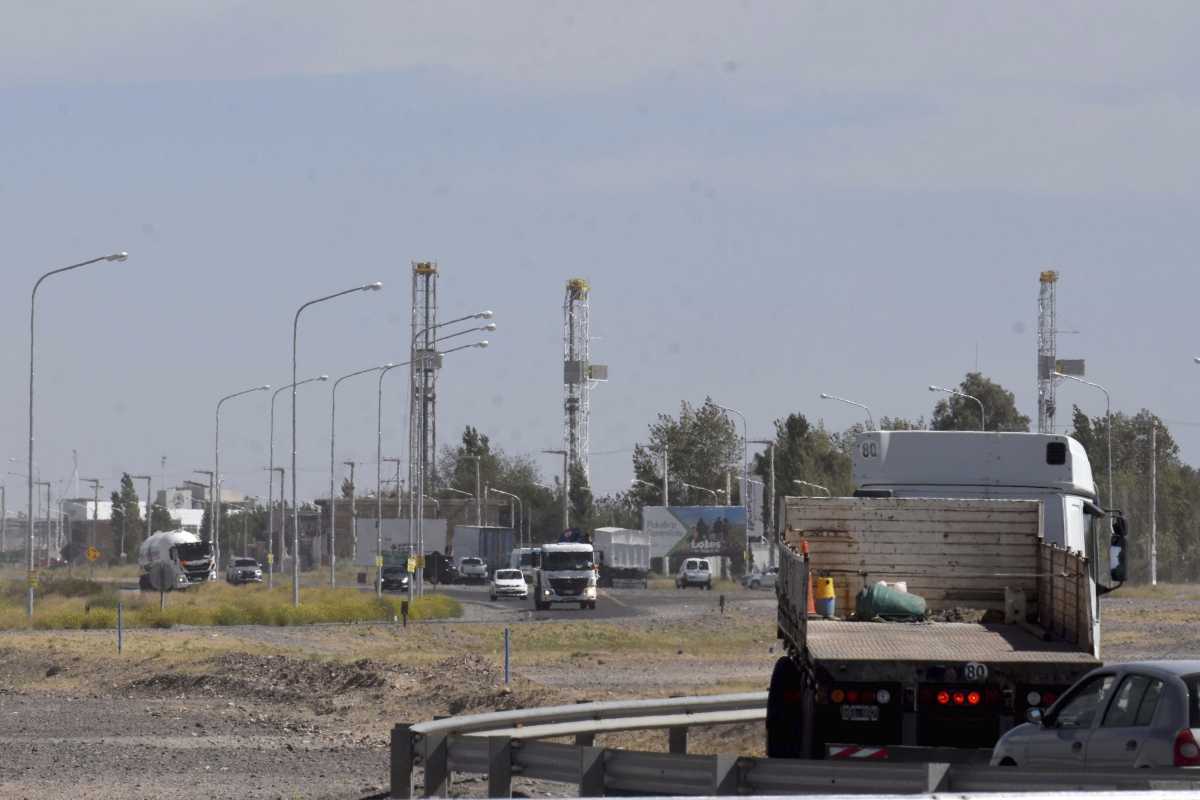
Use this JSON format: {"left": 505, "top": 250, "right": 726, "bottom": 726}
{"left": 225, "top": 557, "right": 263, "bottom": 585}
{"left": 458, "top": 557, "right": 488, "bottom": 584}
{"left": 490, "top": 569, "right": 529, "bottom": 602}
{"left": 991, "top": 660, "right": 1200, "bottom": 769}
{"left": 676, "top": 558, "right": 713, "bottom": 590}
{"left": 741, "top": 566, "right": 778, "bottom": 590}
{"left": 380, "top": 566, "right": 410, "bottom": 593}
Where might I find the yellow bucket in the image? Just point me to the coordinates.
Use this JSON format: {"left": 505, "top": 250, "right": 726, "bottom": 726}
{"left": 815, "top": 577, "right": 836, "bottom": 618}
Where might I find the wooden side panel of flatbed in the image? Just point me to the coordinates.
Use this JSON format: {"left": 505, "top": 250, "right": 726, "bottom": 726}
{"left": 782, "top": 497, "right": 1042, "bottom": 613}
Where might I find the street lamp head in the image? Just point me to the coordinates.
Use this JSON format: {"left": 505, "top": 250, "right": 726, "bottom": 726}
{"left": 259, "top": 384, "right": 271, "bottom": 390}
{"left": 475, "top": 340, "right": 489, "bottom": 348}
{"left": 928, "top": 385, "right": 939, "bottom": 392}
{"left": 482, "top": 323, "right": 497, "bottom": 331}
{"left": 317, "top": 375, "right": 329, "bottom": 382}
{"left": 476, "top": 310, "right": 495, "bottom": 319}
{"left": 1194, "top": 357, "right": 1200, "bottom": 365}
{"left": 383, "top": 362, "right": 396, "bottom": 369}
{"left": 363, "top": 281, "right": 384, "bottom": 291}
{"left": 819, "top": 393, "right": 832, "bottom": 400}
{"left": 105, "top": 252, "right": 129, "bottom": 262}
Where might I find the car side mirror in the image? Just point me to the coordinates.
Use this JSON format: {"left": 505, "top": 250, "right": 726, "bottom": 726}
{"left": 1025, "top": 707, "right": 1044, "bottom": 725}
{"left": 1109, "top": 515, "right": 1128, "bottom": 584}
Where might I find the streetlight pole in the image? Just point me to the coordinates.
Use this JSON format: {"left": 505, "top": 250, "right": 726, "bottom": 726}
{"left": 131, "top": 474, "right": 152, "bottom": 559}
{"left": 489, "top": 488, "right": 523, "bottom": 546}
{"left": 193, "top": 470, "right": 214, "bottom": 558}
{"left": 680, "top": 482, "right": 720, "bottom": 505}
{"left": 293, "top": 282, "right": 384, "bottom": 608}
{"left": 269, "top": 376, "right": 328, "bottom": 581}
{"left": 542, "top": 450, "right": 569, "bottom": 531}
{"left": 413, "top": 342, "right": 490, "bottom": 597}
{"left": 330, "top": 363, "right": 394, "bottom": 587}
{"left": 215, "top": 384, "right": 270, "bottom": 571}
{"left": 35, "top": 482, "right": 50, "bottom": 567}
{"left": 1054, "top": 372, "right": 1113, "bottom": 508}
{"left": 819, "top": 393, "right": 875, "bottom": 430}
{"left": 714, "top": 403, "right": 748, "bottom": 512}
{"left": 26, "top": 251, "right": 128, "bottom": 615}
{"left": 376, "top": 361, "right": 412, "bottom": 597}
{"left": 928, "top": 385, "right": 986, "bottom": 431}
{"left": 794, "top": 479, "right": 831, "bottom": 497}
{"left": 750, "top": 439, "right": 776, "bottom": 568}
{"left": 1151, "top": 421, "right": 1158, "bottom": 586}
{"left": 662, "top": 445, "right": 669, "bottom": 507}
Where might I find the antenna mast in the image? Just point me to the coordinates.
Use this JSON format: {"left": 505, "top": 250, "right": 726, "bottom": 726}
{"left": 1037, "top": 270, "right": 1059, "bottom": 433}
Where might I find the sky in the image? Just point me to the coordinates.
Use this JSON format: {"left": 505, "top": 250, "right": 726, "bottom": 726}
{"left": 3, "top": 1, "right": 1200, "bottom": 509}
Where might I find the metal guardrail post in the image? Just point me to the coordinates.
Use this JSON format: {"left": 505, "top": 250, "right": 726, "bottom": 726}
{"left": 925, "top": 762, "right": 951, "bottom": 792}
{"left": 421, "top": 733, "right": 448, "bottom": 798}
{"left": 668, "top": 725, "right": 687, "bottom": 754}
{"left": 390, "top": 724, "right": 413, "bottom": 799}
{"left": 575, "top": 732, "right": 595, "bottom": 747}
{"left": 713, "top": 754, "right": 738, "bottom": 794}
{"left": 488, "top": 735, "right": 512, "bottom": 798}
{"left": 578, "top": 746, "right": 605, "bottom": 797}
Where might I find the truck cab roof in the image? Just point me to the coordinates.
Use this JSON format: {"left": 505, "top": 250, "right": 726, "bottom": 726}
{"left": 853, "top": 431, "right": 1096, "bottom": 500}
{"left": 541, "top": 542, "right": 593, "bottom": 553}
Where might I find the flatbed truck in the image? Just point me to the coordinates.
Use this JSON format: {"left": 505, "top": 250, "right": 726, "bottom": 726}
{"left": 766, "top": 431, "right": 1128, "bottom": 759}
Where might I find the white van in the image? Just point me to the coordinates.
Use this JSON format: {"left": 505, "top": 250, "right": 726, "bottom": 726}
{"left": 675, "top": 558, "right": 713, "bottom": 590}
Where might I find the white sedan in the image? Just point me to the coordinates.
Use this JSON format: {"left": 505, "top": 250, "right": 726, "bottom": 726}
{"left": 490, "top": 569, "right": 529, "bottom": 601}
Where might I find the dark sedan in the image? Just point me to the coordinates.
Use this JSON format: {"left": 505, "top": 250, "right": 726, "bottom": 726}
{"left": 380, "top": 566, "right": 411, "bottom": 592}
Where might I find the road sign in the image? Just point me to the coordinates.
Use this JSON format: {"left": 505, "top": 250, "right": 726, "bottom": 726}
{"left": 374, "top": 555, "right": 384, "bottom": 567}
{"left": 267, "top": 552, "right": 274, "bottom": 565}
{"left": 406, "top": 557, "right": 417, "bottom": 574}
{"left": 86, "top": 546, "right": 100, "bottom": 562}
{"left": 27, "top": 571, "right": 38, "bottom": 589}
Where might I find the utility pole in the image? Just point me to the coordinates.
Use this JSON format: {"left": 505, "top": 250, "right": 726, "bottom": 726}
{"left": 751, "top": 440, "right": 776, "bottom": 568}
{"left": 83, "top": 478, "right": 100, "bottom": 577}
{"left": 662, "top": 445, "right": 669, "bottom": 507}
{"left": 344, "top": 461, "right": 357, "bottom": 566}
{"left": 1151, "top": 421, "right": 1158, "bottom": 586}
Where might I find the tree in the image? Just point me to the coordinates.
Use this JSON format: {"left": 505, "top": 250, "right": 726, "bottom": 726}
{"left": 931, "top": 372, "right": 1030, "bottom": 432}
{"left": 592, "top": 491, "right": 640, "bottom": 529}
{"left": 630, "top": 398, "right": 742, "bottom": 508}
{"left": 753, "top": 414, "right": 853, "bottom": 505}
{"left": 108, "top": 473, "right": 143, "bottom": 563}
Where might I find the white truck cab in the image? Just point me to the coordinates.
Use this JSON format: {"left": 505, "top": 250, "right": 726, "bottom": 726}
{"left": 533, "top": 542, "right": 598, "bottom": 610}
{"left": 854, "top": 431, "right": 1100, "bottom": 554}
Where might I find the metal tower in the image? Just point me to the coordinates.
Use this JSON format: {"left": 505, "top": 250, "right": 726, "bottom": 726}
{"left": 409, "top": 262, "right": 439, "bottom": 503}
{"left": 1037, "top": 270, "right": 1059, "bottom": 433}
{"left": 563, "top": 279, "right": 607, "bottom": 480}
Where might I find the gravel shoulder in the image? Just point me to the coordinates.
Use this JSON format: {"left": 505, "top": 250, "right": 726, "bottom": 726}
{"left": 1, "top": 588, "right": 1191, "bottom": 799}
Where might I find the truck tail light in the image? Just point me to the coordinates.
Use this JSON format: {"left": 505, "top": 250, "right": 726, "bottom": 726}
{"left": 1175, "top": 730, "right": 1200, "bottom": 767}
{"left": 936, "top": 690, "right": 950, "bottom": 706}
{"left": 967, "top": 691, "right": 981, "bottom": 706}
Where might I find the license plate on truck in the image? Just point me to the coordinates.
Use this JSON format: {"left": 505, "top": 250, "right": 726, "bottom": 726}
{"left": 840, "top": 704, "right": 880, "bottom": 722}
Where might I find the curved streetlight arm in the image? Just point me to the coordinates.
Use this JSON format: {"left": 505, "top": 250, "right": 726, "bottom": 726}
{"left": 1054, "top": 372, "right": 1113, "bottom": 506}
{"left": 215, "top": 384, "right": 271, "bottom": 568}
{"left": 27, "top": 252, "right": 127, "bottom": 616}
{"left": 819, "top": 393, "right": 876, "bottom": 430}
{"left": 443, "top": 487, "right": 474, "bottom": 498}
{"left": 793, "top": 479, "right": 832, "bottom": 497}
{"left": 680, "top": 481, "right": 720, "bottom": 504}
{"left": 929, "top": 385, "right": 986, "bottom": 431}
{"left": 713, "top": 403, "right": 749, "bottom": 509}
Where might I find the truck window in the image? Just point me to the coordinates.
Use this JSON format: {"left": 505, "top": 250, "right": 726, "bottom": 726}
{"left": 1046, "top": 441, "right": 1067, "bottom": 465}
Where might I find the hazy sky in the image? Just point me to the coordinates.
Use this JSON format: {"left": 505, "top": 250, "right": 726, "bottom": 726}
{"left": 3, "top": 2, "right": 1199, "bottom": 506}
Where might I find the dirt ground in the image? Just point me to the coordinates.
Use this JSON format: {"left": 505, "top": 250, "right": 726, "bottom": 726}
{"left": 0, "top": 589, "right": 1196, "bottom": 799}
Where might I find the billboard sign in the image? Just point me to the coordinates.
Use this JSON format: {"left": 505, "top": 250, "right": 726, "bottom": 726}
{"left": 641, "top": 505, "right": 747, "bottom": 559}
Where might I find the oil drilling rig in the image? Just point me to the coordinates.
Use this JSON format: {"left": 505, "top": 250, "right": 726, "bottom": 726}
{"left": 562, "top": 279, "right": 607, "bottom": 487}
{"left": 1036, "top": 270, "right": 1059, "bottom": 433}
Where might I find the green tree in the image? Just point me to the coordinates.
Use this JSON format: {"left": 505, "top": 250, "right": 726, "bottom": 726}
{"left": 931, "top": 372, "right": 1030, "bottom": 432}
{"left": 630, "top": 398, "right": 742, "bottom": 508}
{"left": 754, "top": 413, "right": 853, "bottom": 502}
{"left": 108, "top": 473, "right": 143, "bottom": 563}
{"left": 592, "top": 491, "right": 640, "bottom": 529}
{"left": 438, "top": 426, "right": 554, "bottom": 540}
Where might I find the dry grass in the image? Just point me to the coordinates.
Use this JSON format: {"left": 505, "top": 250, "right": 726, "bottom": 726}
{"left": 1111, "top": 583, "right": 1200, "bottom": 601}
{"left": 0, "top": 579, "right": 460, "bottom": 630}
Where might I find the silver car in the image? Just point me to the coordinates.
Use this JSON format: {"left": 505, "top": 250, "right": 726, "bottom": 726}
{"left": 991, "top": 660, "right": 1200, "bottom": 769}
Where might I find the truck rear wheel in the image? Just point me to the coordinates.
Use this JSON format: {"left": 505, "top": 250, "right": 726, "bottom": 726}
{"left": 766, "top": 656, "right": 813, "bottom": 759}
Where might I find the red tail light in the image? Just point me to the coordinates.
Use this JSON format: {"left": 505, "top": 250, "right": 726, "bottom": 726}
{"left": 952, "top": 692, "right": 965, "bottom": 706}
{"left": 967, "top": 691, "right": 981, "bottom": 706}
{"left": 1175, "top": 730, "right": 1200, "bottom": 767}
{"left": 936, "top": 690, "right": 950, "bottom": 706}
{"left": 846, "top": 690, "right": 860, "bottom": 703}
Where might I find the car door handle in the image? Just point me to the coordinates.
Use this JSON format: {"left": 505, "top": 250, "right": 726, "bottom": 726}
{"left": 1072, "top": 741, "right": 1083, "bottom": 752}
{"left": 1126, "top": 740, "right": 1138, "bottom": 751}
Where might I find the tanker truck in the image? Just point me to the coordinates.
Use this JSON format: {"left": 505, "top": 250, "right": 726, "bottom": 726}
{"left": 137, "top": 530, "right": 216, "bottom": 590}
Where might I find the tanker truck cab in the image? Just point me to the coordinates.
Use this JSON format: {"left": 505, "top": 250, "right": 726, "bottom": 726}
{"left": 533, "top": 542, "right": 598, "bottom": 610}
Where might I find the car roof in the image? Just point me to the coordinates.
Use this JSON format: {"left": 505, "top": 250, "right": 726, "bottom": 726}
{"left": 1107, "top": 660, "right": 1200, "bottom": 678}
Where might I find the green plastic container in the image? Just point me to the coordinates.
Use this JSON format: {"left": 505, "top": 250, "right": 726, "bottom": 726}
{"left": 855, "top": 582, "right": 927, "bottom": 620}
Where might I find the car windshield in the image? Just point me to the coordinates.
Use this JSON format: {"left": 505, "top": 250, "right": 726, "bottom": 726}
{"left": 234, "top": 558, "right": 258, "bottom": 567}
{"left": 382, "top": 567, "right": 406, "bottom": 576}
{"left": 542, "top": 552, "right": 594, "bottom": 571}
{"left": 496, "top": 570, "right": 523, "bottom": 580}
{"left": 177, "top": 542, "right": 212, "bottom": 560}
{"left": 462, "top": 558, "right": 482, "bottom": 565}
